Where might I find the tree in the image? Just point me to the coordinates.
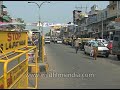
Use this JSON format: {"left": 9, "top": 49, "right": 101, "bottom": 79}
{"left": 16, "top": 18, "right": 26, "bottom": 30}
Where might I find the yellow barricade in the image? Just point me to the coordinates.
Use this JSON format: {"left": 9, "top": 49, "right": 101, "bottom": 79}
{"left": 0, "top": 31, "right": 38, "bottom": 89}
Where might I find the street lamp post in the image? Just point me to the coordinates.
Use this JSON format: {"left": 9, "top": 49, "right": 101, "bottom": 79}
{"left": 28, "top": 1, "right": 50, "bottom": 62}
{"left": 102, "top": 18, "right": 103, "bottom": 39}
{"left": 101, "top": 12, "right": 104, "bottom": 39}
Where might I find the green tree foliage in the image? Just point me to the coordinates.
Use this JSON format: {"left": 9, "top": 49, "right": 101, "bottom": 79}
{"left": 16, "top": 18, "right": 26, "bottom": 29}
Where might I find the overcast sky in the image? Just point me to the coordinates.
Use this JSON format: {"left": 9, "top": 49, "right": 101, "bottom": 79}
{"left": 3, "top": 1, "right": 109, "bottom": 34}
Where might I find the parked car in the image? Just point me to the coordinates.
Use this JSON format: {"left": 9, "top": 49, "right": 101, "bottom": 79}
{"left": 57, "top": 38, "right": 62, "bottom": 44}
{"left": 84, "top": 40, "right": 110, "bottom": 57}
{"left": 107, "top": 41, "right": 113, "bottom": 54}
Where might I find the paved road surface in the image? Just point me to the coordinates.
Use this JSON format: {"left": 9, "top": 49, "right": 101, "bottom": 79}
{"left": 38, "top": 43, "right": 120, "bottom": 89}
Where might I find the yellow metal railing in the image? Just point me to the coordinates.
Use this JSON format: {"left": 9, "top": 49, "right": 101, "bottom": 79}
{"left": 0, "top": 46, "right": 38, "bottom": 89}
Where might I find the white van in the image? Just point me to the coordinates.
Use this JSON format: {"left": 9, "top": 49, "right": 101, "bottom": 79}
{"left": 112, "top": 31, "right": 120, "bottom": 60}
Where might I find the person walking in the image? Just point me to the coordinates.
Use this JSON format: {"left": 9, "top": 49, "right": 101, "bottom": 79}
{"left": 93, "top": 37, "right": 98, "bottom": 60}
{"left": 74, "top": 37, "right": 79, "bottom": 54}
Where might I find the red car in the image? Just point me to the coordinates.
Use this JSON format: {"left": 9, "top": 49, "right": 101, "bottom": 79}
{"left": 107, "top": 41, "right": 113, "bottom": 54}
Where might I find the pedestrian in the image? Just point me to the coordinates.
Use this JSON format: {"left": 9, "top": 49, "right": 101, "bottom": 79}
{"left": 93, "top": 37, "right": 98, "bottom": 60}
{"left": 90, "top": 47, "right": 94, "bottom": 57}
{"left": 74, "top": 37, "right": 79, "bottom": 54}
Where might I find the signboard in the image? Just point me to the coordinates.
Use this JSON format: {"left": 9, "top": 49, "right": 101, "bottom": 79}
{"left": 0, "top": 31, "right": 28, "bottom": 54}
{"left": 0, "top": 60, "right": 27, "bottom": 89}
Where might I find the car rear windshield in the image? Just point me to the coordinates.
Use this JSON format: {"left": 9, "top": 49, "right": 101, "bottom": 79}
{"left": 91, "top": 41, "right": 105, "bottom": 47}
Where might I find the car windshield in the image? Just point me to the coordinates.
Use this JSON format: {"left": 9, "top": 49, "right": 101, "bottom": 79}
{"left": 91, "top": 41, "right": 105, "bottom": 47}
{"left": 58, "top": 39, "right": 62, "bottom": 40}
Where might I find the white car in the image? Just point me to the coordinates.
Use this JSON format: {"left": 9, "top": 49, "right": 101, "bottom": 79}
{"left": 45, "top": 36, "right": 51, "bottom": 44}
{"left": 84, "top": 40, "right": 110, "bottom": 57}
{"left": 97, "top": 39, "right": 108, "bottom": 47}
{"left": 57, "top": 38, "right": 62, "bottom": 44}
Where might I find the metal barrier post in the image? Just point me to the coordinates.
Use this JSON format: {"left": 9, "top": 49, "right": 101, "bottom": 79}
{"left": 26, "top": 48, "right": 29, "bottom": 88}
{"left": 3, "top": 62, "right": 8, "bottom": 89}
{"left": 35, "top": 47, "right": 38, "bottom": 89}
{"left": 42, "top": 35, "right": 44, "bottom": 63}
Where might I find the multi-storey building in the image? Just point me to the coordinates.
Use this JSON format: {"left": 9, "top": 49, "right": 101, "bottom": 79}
{"left": 78, "top": 12, "right": 88, "bottom": 38}
{"left": 87, "top": 5, "right": 100, "bottom": 38}
{"left": 85, "top": 1, "right": 120, "bottom": 39}
{"left": 106, "top": 1, "right": 120, "bottom": 39}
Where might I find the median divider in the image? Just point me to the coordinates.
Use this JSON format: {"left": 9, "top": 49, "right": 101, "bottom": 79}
{"left": 39, "top": 45, "right": 49, "bottom": 73}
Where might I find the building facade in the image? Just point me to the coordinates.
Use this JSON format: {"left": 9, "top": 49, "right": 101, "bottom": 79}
{"left": 73, "top": 1, "right": 120, "bottom": 39}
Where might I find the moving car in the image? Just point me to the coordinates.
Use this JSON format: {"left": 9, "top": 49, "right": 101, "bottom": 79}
{"left": 56, "top": 38, "right": 62, "bottom": 44}
{"left": 84, "top": 40, "right": 109, "bottom": 57}
{"left": 45, "top": 36, "right": 51, "bottom": 44}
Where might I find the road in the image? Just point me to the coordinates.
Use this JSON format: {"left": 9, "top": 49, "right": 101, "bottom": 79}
{"left": 38, "top": 43, "right": 120, "bottom": 89}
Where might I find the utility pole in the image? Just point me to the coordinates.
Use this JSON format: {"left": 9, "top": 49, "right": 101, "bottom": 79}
{"left": 101, "top": 12, "right": 104, "bottom": 39}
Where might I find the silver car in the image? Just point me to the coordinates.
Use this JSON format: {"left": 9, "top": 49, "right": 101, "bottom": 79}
{"left": 84, "top": 40, "right": 110, "bottom": 57}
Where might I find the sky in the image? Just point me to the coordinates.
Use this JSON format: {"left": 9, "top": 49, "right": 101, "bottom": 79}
{"left": 3, "top": 1, "right": 109, "bottom": 34}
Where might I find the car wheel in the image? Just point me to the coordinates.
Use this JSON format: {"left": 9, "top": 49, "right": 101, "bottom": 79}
{"left": 105, "top": 54, "right": 109, "bottom": 58}
{"left": 84, "top": 51, "right": 86, "bottom": 54}
{"left": 117, "top": 55, "right": 120, "bottom": 60}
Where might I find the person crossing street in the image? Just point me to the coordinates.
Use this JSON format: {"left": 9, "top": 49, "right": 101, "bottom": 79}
{"left": 74, "top": 37, "right": 79, "bottom": 54}
{"left": 93, "top": 37, "right": 99, "bottom": 60}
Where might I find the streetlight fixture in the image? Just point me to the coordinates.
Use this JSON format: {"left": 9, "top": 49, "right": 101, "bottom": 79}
{"left": 28, "top": 1, "right": 50, "bottom": 62}
{"left": 28, "top": 1, "right": 50, "bottom": 32}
